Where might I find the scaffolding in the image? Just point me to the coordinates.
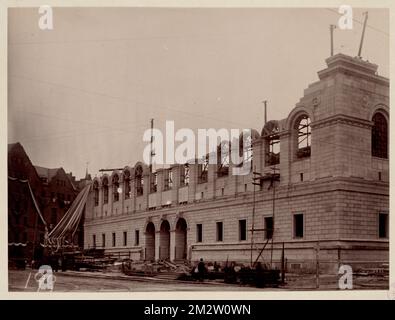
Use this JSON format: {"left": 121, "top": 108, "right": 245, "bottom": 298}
{"left": 250, "top": 167, "right": 280, "bottom": 269}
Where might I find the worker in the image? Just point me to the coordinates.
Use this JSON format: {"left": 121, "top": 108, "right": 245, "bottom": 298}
{"left": 197, "top": 258, "right": 206, "bottom": 282}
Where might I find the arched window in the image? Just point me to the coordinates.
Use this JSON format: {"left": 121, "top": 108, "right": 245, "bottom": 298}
{"left": 124, "top": 170, "right": 131, "bottom": 199}
{"left": 150, "top": 172, "right": 157, "bottom": 193}
{"left": 217, "top": 142, "right": 230, "bottom": 177}
{"left": 295, "top": 115, "right": 311, "bottom": 158}
{"left": 102, "top": 176, "right": 109, "bottom": 204}
{"left": 198, "top": 156, "right": 208, "bottom": 184}
{"left": 263, "top": 120, "right": 280, "bottom": 166}
{"left": 180, "top": 164, "right": 190, "bottom": 186}
{"left": 164, "top": 169, "right": 173, "bottom": 190}
{"left": 93, "top": 180, "right": 99, "bottom": 206}
{"left": 135, "top": 166, "right": 144, "bottom": 196}
{"left": 372, "top": 112, "right": 388, "bottom": 158}
{"left": 112, "top": 174, "right": 119, "bottom": 202}
{"left": 239, "top": 132, "right": 253, "bottom": 166}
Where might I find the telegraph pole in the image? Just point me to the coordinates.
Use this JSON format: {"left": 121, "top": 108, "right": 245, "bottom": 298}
{"left": 270, "top": 167, "right": 277, "bottom": 267}
{"left": 149, "top": 118, "right": 154, "bottom": 173}
{"left": 251, "top": 169, "right": 264, "bottom": 267}
{"left": 262, "top": 100, "right": 267, "bottom": 124}
{"left": 250, "top": 167, "right": 257, "bottom": 267}
{"left": 330, "top": 24, "right": 336, "bottom": 56}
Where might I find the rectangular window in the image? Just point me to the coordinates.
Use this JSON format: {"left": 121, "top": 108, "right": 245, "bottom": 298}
{"left": 112, "top": 232, "right": 116, "bottom": 247}
{"left": 135, "top": 230, "right": 140, "bottom": 246}
{"left": 379, "top": 213, "right": 388, "bottom": 238}
{"left": 294, "top": 214, "right": 304, "bottom": 238}
{"left": 196, "top": 224, "right": 203, "bottom": 243}
{"left": 239, "top": 219, "right": 247, "bottom": 241}
{"left": 92, "top": 234, "right": 96, "bottom": 248}
{"left": 264, "top": 217, "right": 273, "bottom": 239}
{"left": 216, "top": 222, "right": 223, "bottom": 242}
{"left": 123, "top": 231, "right": 127, "bottom": 246}
{"left": 102, "top": 233, "right": 106, "bottom": 247}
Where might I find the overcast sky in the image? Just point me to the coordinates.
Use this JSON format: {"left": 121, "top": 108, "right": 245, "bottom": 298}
{"left": 8, "top": 7, "right": 389, "bottom": 179}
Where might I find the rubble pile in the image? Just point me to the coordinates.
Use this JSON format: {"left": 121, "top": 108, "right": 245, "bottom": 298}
{"left": 122, "top": 260, "right": 192, "bottom": 278}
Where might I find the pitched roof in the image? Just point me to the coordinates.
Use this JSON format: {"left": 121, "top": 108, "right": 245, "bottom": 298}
{"left": 8, "top": 142, "right": 19, "bottom": 152}
{"left": 34, "top": 165, "right": 60, "bottom": 182}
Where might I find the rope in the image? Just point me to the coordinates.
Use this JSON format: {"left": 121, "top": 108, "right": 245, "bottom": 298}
{"left": 8, "top": 176, "right": 47, "bottom": 227}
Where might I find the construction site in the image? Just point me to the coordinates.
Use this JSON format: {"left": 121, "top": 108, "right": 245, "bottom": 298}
{"left": 11, "top": 51, "right": 388, "bottom": 291}
{"left": 8, "top": 9, "right": 389, "bottom": 291}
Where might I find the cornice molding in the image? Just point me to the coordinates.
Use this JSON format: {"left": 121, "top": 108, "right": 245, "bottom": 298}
{"left": 311, "top": 114, "right": 372, "bottom": 130}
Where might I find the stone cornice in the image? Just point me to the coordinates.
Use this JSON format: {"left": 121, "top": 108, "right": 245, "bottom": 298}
{"left": 311, "top": 114, "right": 373, "bottom": 130}
{"left": 318, "top": 65, "right": 389, "bottom": 87}
{"left": 85, "top": 176, "right": 388, "bottom": 227}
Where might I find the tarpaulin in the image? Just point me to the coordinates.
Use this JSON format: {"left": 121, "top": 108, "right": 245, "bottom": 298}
{"left": 47, "top": 183, "right": 91, "bottom": 248}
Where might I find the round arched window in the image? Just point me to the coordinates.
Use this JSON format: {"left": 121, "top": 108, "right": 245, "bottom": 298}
{"left": 295, "top": 115, "right": 311, "bottom": 158}
{"left": 371, "top": 112, "right": 388, "bottom": 159}
{"left": 102, "top": 176, "right": 109, "bottom": 204}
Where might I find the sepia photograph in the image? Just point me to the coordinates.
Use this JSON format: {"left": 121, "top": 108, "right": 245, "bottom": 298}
{"left": 6, "top": 4, "right": 389, "bottom": 295}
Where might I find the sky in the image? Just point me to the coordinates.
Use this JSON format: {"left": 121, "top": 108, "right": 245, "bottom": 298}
{"left": 8, "top": 7, "right": 389, "bottom": 179}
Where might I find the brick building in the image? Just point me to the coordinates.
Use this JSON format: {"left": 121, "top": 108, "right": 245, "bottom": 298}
{"left": 34, "top": 166, "right": 84, "bottom": 246}
{"left": 8, "top": 142, "right": 46, "bottom": 262}
{"left": 8, "top": 142, "right": 88, "bottom": 263}
{"left": 83, "top": 54, "right": 389, "bottom": 271}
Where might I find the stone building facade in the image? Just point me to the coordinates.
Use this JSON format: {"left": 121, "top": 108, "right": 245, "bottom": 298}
{"left": 84, "top": 54, "right": 389, "bottom": 271}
